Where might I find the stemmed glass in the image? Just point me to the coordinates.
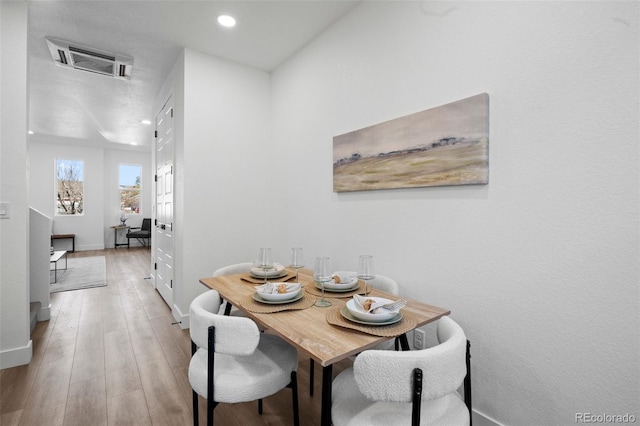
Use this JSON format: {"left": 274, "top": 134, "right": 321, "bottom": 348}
{"left": 256, "top": 248, "right": 273, "bottom": 284}
{"left": 290, "top": 247, "right": 304, "bottom": 283}
{"left": 314, "top": 257, "right": 332, "bottom": 307}
{"left": 357, "top": 255, "right": 375, "bottom": 296}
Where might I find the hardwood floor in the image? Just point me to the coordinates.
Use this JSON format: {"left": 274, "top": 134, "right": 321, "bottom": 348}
{"left": 0, "top": 248, "right": 350, "bottom": 426}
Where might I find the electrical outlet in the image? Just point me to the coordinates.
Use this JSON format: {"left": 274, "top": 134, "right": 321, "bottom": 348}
{"left": 413, "top": 328, "right": 425, "bottom": 349}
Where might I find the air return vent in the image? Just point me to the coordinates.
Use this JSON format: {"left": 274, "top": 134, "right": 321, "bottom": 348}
{"left": 45, "top": 37, "right": 133, "bottom": 79}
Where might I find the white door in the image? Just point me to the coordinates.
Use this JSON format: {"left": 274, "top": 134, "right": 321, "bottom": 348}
{"left": 154, "top": 96, "right": 174, "bottom": 307}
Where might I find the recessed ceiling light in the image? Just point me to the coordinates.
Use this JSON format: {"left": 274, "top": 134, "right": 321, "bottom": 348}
{"left": 28, "top": 130, "right": 34, "bottom": 135}
{"left": 130, "top": 142, "right": 138, "bottom": 146}
{"left": 217, "top": 15, "right": 236, "bottom": 28}
{"left": 140, "top": 119, "right": 151, "bottom": 125}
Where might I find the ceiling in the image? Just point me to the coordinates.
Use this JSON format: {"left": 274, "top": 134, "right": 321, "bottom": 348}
{"left": 27, "top": 1, "right": 359, "bottom": 151}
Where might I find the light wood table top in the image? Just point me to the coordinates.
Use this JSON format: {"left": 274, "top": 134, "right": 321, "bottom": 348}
{"left": 199, "top": 267, "right": 450, "bottom": 367}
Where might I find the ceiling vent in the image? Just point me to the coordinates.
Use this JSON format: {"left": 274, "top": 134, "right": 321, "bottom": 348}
{"left": 45, "top": 37, "right": 133, "bottom": 79}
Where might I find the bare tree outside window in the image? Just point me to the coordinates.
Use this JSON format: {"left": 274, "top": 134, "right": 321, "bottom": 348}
{"left": 120, "top": 164, "right": 141, "bottom": 214}
{"left": 56, "top": 159, "right": 84, "bottom": 215}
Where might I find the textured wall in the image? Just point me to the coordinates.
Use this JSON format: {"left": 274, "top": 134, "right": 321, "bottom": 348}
{"left": 271, "top": 2, "right": 639, "bottom": 424}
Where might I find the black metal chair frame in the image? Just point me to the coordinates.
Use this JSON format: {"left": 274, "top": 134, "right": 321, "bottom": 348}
{"left": 191, "top": 325, "right": 300, "bottom": 426}
{"left": 127, "top": 218, "right": 151, "bottom": 248}
{"left": 410, "top": 340, "right": 472, "bottom": 426}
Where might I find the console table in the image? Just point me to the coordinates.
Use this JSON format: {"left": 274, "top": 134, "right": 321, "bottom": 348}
{"left": 51, "top": 234, "right": 75, "bottom": 252}
{"left": 111, "top": 225, "right": 130, "bottom": 249}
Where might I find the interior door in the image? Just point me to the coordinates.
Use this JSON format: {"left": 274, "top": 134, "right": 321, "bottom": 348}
{"left": 154, "top": 96, "right": 174, "bottom": 307}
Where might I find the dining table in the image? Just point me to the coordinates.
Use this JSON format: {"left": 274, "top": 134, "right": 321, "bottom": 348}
{"left": 199, "top": 266, "right": 450, "bottom": 426}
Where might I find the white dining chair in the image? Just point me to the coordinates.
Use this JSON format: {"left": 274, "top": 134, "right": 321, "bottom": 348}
{"left": 212, "top": 262, "right": 253, "bottom": 316}
{"left": 188, "top": 289, "right": 300, "bottom": 426}
{"left": 331, "top": 316, "right": 471, "bottom": 426}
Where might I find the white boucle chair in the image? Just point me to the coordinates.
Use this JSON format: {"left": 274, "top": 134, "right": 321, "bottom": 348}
{"left": 188, "top": 290, "right": 299, "bottom": 426}
{"left": 212, "top": 262, "right": 253, "bottom": 316}
{"left": 331, "top": 316, "right": 471, "bottom": 426}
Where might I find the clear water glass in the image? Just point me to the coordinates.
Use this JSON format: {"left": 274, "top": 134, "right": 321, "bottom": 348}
{"left": 357, "top": 255, "right": 375, "bottom": 295}
{"left": 257, "top": 247, "right": 273, "bottom": 283}
{"left": 314, "top": 256, "right": 332, "bottom": 307}
{"left": 290, "top": 247, "right": 304, "bottom": 282}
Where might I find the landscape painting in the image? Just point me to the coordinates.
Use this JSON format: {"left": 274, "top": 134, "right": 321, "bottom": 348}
{"left": 333, "top": 93, "right": 489, "bottom": 192}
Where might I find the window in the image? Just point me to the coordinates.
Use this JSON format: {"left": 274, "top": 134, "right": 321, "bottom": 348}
{"left": 120, "top": 164, "right": 142, "bottom": 214}
{"left": 56, "top": 159, "right": 84, "bottom": 215}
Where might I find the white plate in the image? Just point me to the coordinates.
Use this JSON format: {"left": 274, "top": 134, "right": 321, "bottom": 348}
{"left": 255, "top": 287, "right": 301, "bottom": 302}
{"left": 323, "top": 271, "right": 358, "bottom": 290}
{"left": 253, "top": 291, "right": 303, "bottom": 305}
{"left": 315, "top": 280, "right": 359, "bottom": 293}
{"left": 346, "top": 297, "right": 398, "bottom": 322}
{"left": 340, "top": 306, "right": 402, "bottom": 326}
{"left": 250, "top": 263, "right": 286, "bottom": 278}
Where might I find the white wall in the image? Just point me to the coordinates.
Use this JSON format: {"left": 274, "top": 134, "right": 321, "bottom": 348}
{"left": 165, "top": 49, "right": 272, "bottom": 323}
{"left": 0, "top": 1, "right": 31, "bottom": 369}
{"left": 28, "top": 142, "right": 151, "bottom": 250}
{"left": 271, "top": 1, "right": 639, "bottom": 424}
{"left": 29, "top": 207, "right": 51, "bottom": 321}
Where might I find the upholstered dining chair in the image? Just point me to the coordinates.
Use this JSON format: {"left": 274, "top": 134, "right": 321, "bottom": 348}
{"left": 331, "top": 316, "right": 472, "bottom": 426}
{"left": 212, "top": 262, "right": 254, "bottom": 316}
{"left": 126, "top": 218, "right": 151, "bottom": 248}
{"left": 188, "top": 289, "right": 300, "bottom": 426}
{"left": 309, "top": 274, "right": 400, "bottom": 396}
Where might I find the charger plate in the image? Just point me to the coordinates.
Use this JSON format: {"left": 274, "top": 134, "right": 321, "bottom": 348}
{"left": 241, "top": 272, "right": 295, "bottom": 284}
{"left": 305, "top": 281, "right": 370, "bottom": 298}
{"left": 240, "top": 293, "right": 316, "bottom": 313}
{"left": 325, "top": 306, "right": 418, "bottom": 337}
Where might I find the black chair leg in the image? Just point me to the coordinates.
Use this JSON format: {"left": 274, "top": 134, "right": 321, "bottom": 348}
{"left": 290, "top": 371, "right": 300, "bottom": 426}
{"left": 207, "top": 398, "right": 213, "bottom": 426}
{"left": 465, "top": 340, "right": 472, "bottom": 426}
{"left": 192, "top": 390, "right": 199, "bottom": 426}
{"left": 258, "top": 399, "right": 263, "bottom": 415}
{"left": 309, "top": 359, "right": 314, "bottom": 396}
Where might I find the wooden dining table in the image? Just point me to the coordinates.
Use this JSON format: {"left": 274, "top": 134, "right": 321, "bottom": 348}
{"left": 199, "top": 267, "right": 450, "bottom": 426}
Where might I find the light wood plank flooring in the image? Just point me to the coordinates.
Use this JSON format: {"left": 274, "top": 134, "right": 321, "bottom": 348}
{"left": 0, "top": 248, "right": 350, "bottom": 426}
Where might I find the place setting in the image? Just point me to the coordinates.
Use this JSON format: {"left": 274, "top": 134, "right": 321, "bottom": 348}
{"left": 240, "top": 247, "right": 316, "bottom": 313}
{"left": 326, "top": 293, "right": 417, "bottom": 336}
{"left": 321, "top": 255, "right": 417, "bottom": 336}
{"left": 305, "top": 254, "right": 376, "bottom": 300}
{"left": 240, "top": 247, "right": 297, "bottom": 283}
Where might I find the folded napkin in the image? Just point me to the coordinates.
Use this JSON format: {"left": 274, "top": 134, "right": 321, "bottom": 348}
{"left": 353, "top": 294, "right": 407, "bottom": 314}
{"left": 255, "top": 282, "right": 301, "bottom": 295}
{"left": 330, "top": 271, "right": 357, "bottom": 284}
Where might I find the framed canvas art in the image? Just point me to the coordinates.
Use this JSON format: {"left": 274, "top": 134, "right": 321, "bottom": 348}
{"left": 333, "top": 93, "right": 489, "bottom": 192}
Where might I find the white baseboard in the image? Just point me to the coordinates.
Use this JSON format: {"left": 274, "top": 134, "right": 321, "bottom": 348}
{"left": 172, "top": 304, "right": 189, "bottom": 329}
{"left": 79, "top": 244, "right": 105, "bottom": 251}
{"left": 473, "top": 408, "right": 503, "bottom": 426}
{"left": 0, "top": 340, "right": 33, "bottom": 370}
{"left": 37, "top": 304, "right": 51, "bottom": 321}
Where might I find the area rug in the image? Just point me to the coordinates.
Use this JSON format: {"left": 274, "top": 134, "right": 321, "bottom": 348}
{"left": 50, "top": 256, "right": 107, "bottom": 293}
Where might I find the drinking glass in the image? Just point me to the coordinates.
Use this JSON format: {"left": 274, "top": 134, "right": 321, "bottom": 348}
{"left": 256, "top": 247, "right": 273, "bottom": 284}
{"left": 314, "top": 256, "right": 332, "bottom": 307}
{"left": 290, "top": 247, "right": 304, "bottom": 283}
{"left": 357, "top": 255, "right": 375, "bottom": 295}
